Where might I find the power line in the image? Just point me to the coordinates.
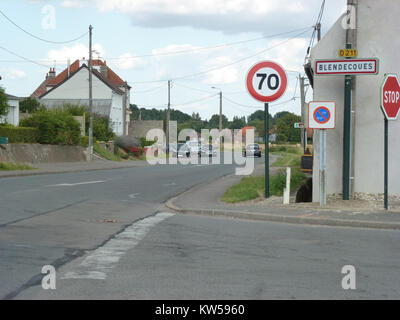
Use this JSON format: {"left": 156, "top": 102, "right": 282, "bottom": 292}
{"left": 0, "top": 45, "right": 53, "bottom": 69}
{"left": 0, "top": 9, "right": 88, "bottom": 44}
{"left": 131, "top": 27, "right": 313, "bottom": 84}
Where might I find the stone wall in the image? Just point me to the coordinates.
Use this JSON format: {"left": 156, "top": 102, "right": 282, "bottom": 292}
{"left": 129, "top": 120, "right": 163, "bottom": 139}
{"left": 0, "top": 144, "right": 87, "bottom": 163}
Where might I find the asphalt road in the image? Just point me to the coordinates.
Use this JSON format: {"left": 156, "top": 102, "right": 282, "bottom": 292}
{"left": 17, "top": 214, "right": 400, "bottom": 299}
{"left": 0, "top": 154, "right": 260, "bottom": 299}
{"left": 1, "top": 155, "right": 400, "bottom": 299}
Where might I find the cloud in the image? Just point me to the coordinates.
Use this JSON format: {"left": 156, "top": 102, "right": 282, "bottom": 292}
{"left": 61, "top": 0, "right": 86, "bottom": 8}
{"left": 90, "top": 0, "right": 344, "bottom": 35}
{"left": 111, "top": 53, "right": 147, "bottom": 70}
{"left": 0, "top": 68, "right": 27, "bottom": 80}
{"left": 45, "top": 43, "right": 106, "bottom": 63}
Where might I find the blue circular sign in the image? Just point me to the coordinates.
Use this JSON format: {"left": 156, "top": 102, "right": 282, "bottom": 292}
{"left": 313, "top": 107, "right": 331, "bottom": 124}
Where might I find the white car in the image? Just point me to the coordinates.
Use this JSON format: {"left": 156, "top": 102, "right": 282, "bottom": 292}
{"left": 186, "top": 141, "right": 201, "bottom": 156}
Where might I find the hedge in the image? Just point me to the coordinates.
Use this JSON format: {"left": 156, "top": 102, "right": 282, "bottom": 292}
{"left": 0, "top": 126, "right": 39, "bottom": 143}
{"left": 20, "top": 110, "right": 81, "bottom": 145}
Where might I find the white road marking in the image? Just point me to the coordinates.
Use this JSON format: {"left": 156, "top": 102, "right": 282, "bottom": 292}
{"left": 62, "top": 212, "right": 175, "bottom": 280}
{"left": 46, "top": 180, "right": 105, "bottom": 187}
{"left": 129, "top": 193, "right": 140, "bottom": 199}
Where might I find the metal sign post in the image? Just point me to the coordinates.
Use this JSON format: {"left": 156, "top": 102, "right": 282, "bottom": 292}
{"left": 308, "top": 101, "right": 336, "bottom": 206}
{"left": 246, "top": 61, "right": 287, "bottom": 199}
{"left": 380, "top": 73, "right": 400, "bottom": 210}
{"left": 319, "top": 129, "right": 326, "bottom": 206}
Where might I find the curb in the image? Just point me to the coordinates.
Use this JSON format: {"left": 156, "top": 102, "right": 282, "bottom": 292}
{"left": 0, "top": 162, "right": 149, "bottom": 179}
{"left": 166, "top": 192, "right": 400, "bottom": 231}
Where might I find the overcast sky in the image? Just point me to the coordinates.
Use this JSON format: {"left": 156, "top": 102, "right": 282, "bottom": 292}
{"left": 0, "top": 0, "right": 346, "bottom": 120}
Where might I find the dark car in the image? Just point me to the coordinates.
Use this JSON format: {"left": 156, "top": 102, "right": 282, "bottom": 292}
{"left": 244, "top": 144, "right": 262, "bottom": 157}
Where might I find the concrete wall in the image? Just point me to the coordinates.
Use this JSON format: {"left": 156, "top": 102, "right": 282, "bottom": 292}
{"left": 129, "top": 120, "right": 163, "bottom": 139}
{"left": 311, "top": 0, "right": 400, "bottom": 200}
{"left": 0, "top": 144, "right": 87, "bottom": 163}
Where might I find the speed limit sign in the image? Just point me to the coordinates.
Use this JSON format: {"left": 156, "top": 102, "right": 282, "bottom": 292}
{"left": 246, "top": 61, "right": 287, "bottom": 102}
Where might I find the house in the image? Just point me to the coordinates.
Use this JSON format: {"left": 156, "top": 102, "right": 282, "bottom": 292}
{"left": 305, "top": 0, "right": 400, "bottom": 201}
{"left": 31, "top": 59, "right": 131, "bottom": 136}
{"left": 0, "top": 93, "right": 20, "bottom": 126}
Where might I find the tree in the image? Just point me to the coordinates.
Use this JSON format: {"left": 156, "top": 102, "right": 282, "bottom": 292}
{"left": 229, "top": 116, "right": 246, "bottom": 129}
{"left": 208, "top": 114, "right": 229, "bottom": 129}
{"left": 20, "top": 98, "right": 40, "bottom": 113}
{"left": 272, "top": 111, "right": 291, "bottom": 125}
{"left": 276, "top": 112, "right": 301, "bottom": 143}
{"left": 0, "top": 87, "right": 9, "bottom": 117}
{"left": 247, "top": 110, "right": 264, "bottom": 122}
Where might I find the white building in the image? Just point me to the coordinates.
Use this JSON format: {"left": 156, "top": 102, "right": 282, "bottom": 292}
{"left": 0, "top": 94, "right": 19, "bottom": 126}
{"left": 31, "top": 59, "right": 131, "bottom": 136}
{"left": 306, "top": 0, "right": 400, "bottom": 201}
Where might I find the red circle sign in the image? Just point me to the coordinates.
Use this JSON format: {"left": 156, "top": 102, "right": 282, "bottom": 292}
{"left": 313, "top": 106, "right": 331, "bottom": 124}
{"left": 246, "top": 61, "right": 287, "bottom": 102}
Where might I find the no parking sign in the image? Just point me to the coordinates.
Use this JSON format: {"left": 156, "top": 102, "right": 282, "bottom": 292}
{"left": 308, "top": 101, "right": 336, "bottom": 129}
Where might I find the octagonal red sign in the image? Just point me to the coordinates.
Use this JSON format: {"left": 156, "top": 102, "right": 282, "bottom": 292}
{"left": 381, "top": 74, "right": 400, "bottom": 120}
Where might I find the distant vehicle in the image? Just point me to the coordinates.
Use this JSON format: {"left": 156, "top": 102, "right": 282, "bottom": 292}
{"left": 172, "top": 143, "right": 190, "bottom": 158}
{"left": 200, "top": 144, "right": 217, "bottom": 157}
{"left": 244, "top": 144, "right": 262, "bottom": 157}
{"left": 186, "top": 140, "right": 201, "bottom": 156}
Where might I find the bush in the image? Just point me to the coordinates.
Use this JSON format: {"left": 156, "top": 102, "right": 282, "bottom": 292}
{"left": 140, "top": 137, "right": 156, "bottom": 147}
{"left": 0, "top": 126, "right": 39, "bottom": 143}
{"left": 84, "top": 114, "right": 114, "bottom": 142}
{"left": 20, "top": 109, "right": 81, "bottom": 145}
{"left": 79, "top": 136, "right": 89, "bottom": 147}
{"left": 19, "top": 98, "right": 40, "bottom": 113}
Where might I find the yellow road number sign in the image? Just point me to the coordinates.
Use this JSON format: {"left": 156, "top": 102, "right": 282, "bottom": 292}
{"left": 338, "top": 49, "right": 358, "bottom": 57}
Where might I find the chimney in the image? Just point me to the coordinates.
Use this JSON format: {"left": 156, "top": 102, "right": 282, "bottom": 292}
{"left": 99, "top": 64, "right": 108, "bottom": 79}
{"left": 48, "top": 68, "right": 56, "bottom": 79}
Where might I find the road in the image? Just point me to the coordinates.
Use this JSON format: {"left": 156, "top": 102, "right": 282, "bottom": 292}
{"left": 1, "top": 156, "right": 400, "bottom": 299}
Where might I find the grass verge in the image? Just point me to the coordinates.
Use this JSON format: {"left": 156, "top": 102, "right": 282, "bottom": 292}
{"left": 93, "top": 143, "right": 122, "bottom": 161}
{"left": 0, "top": 162, "right": 36, "bottom": 171}
{"left": 221, "top": 168, "right": 307, "bottom": 203}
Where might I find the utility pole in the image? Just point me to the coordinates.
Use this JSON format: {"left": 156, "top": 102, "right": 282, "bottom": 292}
{"left": 300, "top": 75, "right": 306, "bottom": 152}
{"left": 219, "top": 91, "right": 222, "bottom": 131}
{"left": 166, "top": 80, "right": 171, "bottom": 159}
{"left": 88, "top": 25, "right": 93, "bottom": 160}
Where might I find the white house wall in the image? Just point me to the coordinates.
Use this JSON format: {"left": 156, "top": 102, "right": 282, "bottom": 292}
{"left": 42, "top": 68, "right": 113, "bottom": 100}
{"left": 311, "top": 0, "right": 400, "bottom": 201}
{"left": 109, "top": 92, "right": 123, "bottom": 136}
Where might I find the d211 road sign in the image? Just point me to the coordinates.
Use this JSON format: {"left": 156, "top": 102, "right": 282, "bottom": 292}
{"left": 246, "top": 61, "right": 287, "bottom": 103}
{"left": 308, "top": 101, "right": 336, "bottom": 129}
{"left": 381, "top": 73, "right": 400, "bottom": 120}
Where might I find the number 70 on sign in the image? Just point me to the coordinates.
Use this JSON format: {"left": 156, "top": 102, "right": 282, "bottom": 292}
{"left": 246, "top": 61, "right": 288, "bottom": 103}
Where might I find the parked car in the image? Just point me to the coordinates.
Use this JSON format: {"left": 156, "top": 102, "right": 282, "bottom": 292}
{"left": 186, "top": 140, "right": 202, "bottom": 156}
{"left": 244, "top": 144, "right": 262, "bottom": 157}
{"left": 200, "top": 144, "right": 217, "bottom": 157}
{"left": 171, "top": 143, "right": 190, "bottom": 158}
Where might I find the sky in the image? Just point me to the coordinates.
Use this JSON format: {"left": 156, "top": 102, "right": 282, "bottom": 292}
{"left": 0, "top": 0, "right": 347, "bottom": 121}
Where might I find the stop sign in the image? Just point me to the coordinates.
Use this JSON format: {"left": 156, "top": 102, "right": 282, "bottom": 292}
{"left": 381, "top": 74, "right": 400, "bottom": 120}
